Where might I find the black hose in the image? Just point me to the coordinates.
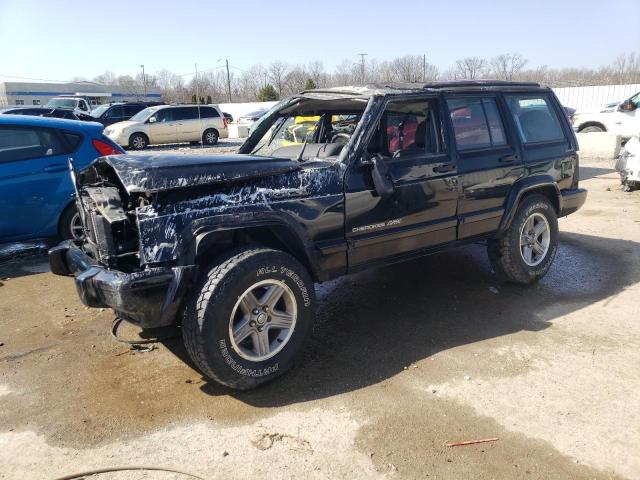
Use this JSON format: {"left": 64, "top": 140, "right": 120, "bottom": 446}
{"left": 51, "top": 465, "right": 206, "bottom": 480}
{"left": 110, "top": 317, "right": 178, "bottom": 345}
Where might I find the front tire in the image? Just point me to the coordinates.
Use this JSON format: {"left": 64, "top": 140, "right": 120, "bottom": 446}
{"left": 129, "top": 133, "right": 148, "bottom": 150}
{"left": 488, "top": 195, "right": 558, "bottom": 284}
{"left": 59, "top": 204, "right": 84, "bottom": 241}
{"left": 182, "top": 246, "right": 316, "bottom": 389}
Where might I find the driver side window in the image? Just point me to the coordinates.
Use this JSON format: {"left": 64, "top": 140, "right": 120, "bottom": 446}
{"left": 369, "top": 98, "right": 444, "bottom": 159}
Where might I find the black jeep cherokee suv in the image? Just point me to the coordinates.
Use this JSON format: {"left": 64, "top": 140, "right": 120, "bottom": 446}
{"left": 50, "top": 81, "right": 586, "bottom": 389}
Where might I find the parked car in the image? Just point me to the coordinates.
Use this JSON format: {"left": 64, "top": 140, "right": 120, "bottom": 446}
{"left": 0, "top": 115, "right": 124, "bottom": 243}
{"left": 572, "top": 91, "right": 640, "bottom": 138}
{"left": 1, "top": 106, "right": 81, "bottom": 120}
{"left": 45, "top": 96, "right": 92, "bottom": 116}
{"left": 223, "top": 112, "right": 234, "bottom": 124}
{"left": 49, "top": 81, "right": 586, "bottom": 389}
{"left": 90, "top": 102, "right": 164, "bottom": 127}
{"left": 104, "top": 104, "right": 229, "bottom": 150}
{"left": 238, "top": 109, "right": 268, "bottom": 128}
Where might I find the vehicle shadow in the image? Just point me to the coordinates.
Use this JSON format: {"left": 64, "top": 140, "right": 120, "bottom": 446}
{"left": 163, "top": 231, "right": 640, "bottom": 405}
{"left": 580, "top": 165, "right": 615, "bottom": 181}
{"left": 0, "top": 249, "right": 51, "bottom": 280}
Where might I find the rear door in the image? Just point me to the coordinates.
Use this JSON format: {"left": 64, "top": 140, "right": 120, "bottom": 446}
{"left": 345, "top": 95, "right": 459, "bottom": 269}
{"left": 148, "top": 108, "right": 178, "bottom": 144}
{"left": 0, "top": 125, "right": 75, "bottom": 240}
{"left": 174, "top": 106, "right": 201, "bottom": 142}
{"left": 445, "top": 95, "right": 523, "bottom": 239}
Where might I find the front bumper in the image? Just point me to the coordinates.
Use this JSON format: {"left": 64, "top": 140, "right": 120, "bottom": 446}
{"left": 105, "top": 131, "right": 128, "bottom": 146}
{"left": 560, "top": 188, "right": 587, "bottom": 216}
{"left": 49, "top": 241, "right": 197, "bottom": 328}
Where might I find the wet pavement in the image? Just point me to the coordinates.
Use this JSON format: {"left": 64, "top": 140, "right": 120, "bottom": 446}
{"left": 0, "top": 158, "right": 638, "bottom": 479}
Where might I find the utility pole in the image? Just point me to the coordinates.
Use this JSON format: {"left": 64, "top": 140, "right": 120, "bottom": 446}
{"left": 358, "top": 53, "right": 367, "bottom": 85}
{"left": 225, "top": 59, "right": 232, "bottom": 103}
{"left": 140, "top": 64, "right": 146, "bottom": 99}
{"left": 423, "top": 54, "right": 426, "bottom": 82}
{"left": 194, "top": 63, "right": 199, "bottom": 104}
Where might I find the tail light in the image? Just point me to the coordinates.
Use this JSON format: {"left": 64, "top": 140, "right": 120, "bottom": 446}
{"left": 223, "top": 116, "right": 228, "bottom": 128}
{"left": 92, "top": 138, "right": 124, "bottom": 156}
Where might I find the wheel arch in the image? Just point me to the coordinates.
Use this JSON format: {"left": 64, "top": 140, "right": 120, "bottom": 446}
{"left": 129, "top": 131, "right": 149, "bottom": 145}
{"left": 496, "top": 177, "right": 561, "bottom": 236}
{"left": 57, "top": 199, "right": 78, "bottom": 236}
{"left": 190, "top": 220, "right": 320, "bottom": 281}
{"left": 578, "top": 121, "right": 607, "bottom": 132}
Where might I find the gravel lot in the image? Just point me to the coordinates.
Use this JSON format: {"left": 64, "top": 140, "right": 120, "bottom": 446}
{"left": 126, "top": 139, "right": 245, "bottom": 156}
{"left": 0, "top": 156, "right": 638, "bottom": 479}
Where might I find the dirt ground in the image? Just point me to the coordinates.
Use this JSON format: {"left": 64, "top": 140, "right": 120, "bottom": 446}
{"left": 1, "top": 157, "right": 639, "bottom": 479}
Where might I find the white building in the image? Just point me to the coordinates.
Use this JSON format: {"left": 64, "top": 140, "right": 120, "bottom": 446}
{"left": 0, "top": 81, "right": 162, "bottom": 107}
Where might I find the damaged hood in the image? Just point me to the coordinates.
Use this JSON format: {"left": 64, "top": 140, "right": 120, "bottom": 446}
{"left": 81, "top": 154, "right": 302, "bottom": 194}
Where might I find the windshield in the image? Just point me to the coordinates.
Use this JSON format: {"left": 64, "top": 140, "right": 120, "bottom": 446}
{"left": 129, "top": 107, "right": 155, "bottom": 122}
{"left": 248, "top": 100, "right": 366, "bottom": 159}
{"left": 46, "top": 98, "right": 77, "bottom": 109}
{"left": 90, "top": 104, "right": 110, "bottom": 117}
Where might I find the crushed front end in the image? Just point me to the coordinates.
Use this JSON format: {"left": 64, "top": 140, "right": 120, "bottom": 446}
{"left": 49, "top": 158, "right": 197, "bottom": 327}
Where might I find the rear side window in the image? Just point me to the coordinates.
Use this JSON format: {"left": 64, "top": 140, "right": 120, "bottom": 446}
{"left": 62, "top": 132, "right": 83, "bottom": 151}
{"left": 0, "top": 126, "right": 66, "bottom": 163}
{"left": 447, "top": 97, "right": 507, "bottom": 150}
{"left": 504, "top": 95, "right": 565, "bottom": 144}
{"left": 199, "top": 107, "right": 220, "bottom": 118}
{"left": 174, "top": 107, "right": 198, "bottom": 120}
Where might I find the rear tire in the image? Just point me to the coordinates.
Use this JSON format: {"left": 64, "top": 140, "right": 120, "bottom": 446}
{"left": 488, "top": 195, "right": 558, "bottom": 284}
{"left": 59, "top": 204, "right": 83, "bottom": 241}
{"left": 202, "top": 129, "right": 219, "bottom": 145}
{"left": 129, "top": 133, "right": 148, "bottom": 150}
{"left": 182, "top": 246, "right": 316, "bottom": 389}
{"left": 580, "top": 125, "right": 605, "bottom": 133}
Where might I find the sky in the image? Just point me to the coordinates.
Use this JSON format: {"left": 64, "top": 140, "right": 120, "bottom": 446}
{"left": 0, "top": 0, "right": 638, "bottom": 83}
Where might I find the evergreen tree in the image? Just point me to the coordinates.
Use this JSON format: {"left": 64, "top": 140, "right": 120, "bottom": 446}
{"left": 257, "top": 84, "right": 278, "bottom": 101}
{"left": 304, "top": 78, "right": 317, "bottom": 90}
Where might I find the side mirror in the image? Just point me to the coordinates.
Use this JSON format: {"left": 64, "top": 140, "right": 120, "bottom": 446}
{"left": 361, "top": 154, "right": 395, "bottom": 197}
{"left": 619, "top": 100, "right": 636, "bottom": 112}
{"left": 148, "top": 116, "right": 157, "bottom": 123}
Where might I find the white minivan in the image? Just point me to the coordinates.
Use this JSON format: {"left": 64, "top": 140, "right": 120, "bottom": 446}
{"left": 104, "top": 104, "right": 229, "bottom": 150}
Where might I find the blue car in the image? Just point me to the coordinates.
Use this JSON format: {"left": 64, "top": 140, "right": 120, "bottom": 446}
{"left": 0, "top": 115, "right": 124, "bottom": 243}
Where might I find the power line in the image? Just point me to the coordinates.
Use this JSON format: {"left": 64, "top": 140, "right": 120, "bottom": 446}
{"left": 0, "top": 73, "right": 72, "bottom": 83}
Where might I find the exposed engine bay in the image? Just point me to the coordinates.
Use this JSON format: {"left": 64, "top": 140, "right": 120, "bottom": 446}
{"left": 77, "top": 185, "right": 141, "bottom": 270}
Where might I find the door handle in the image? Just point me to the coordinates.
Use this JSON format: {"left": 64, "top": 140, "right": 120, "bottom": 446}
{"left": 433, "top": 164, "right": 456, "bottom": 173}
{"left": 499, "top": 154, "right": 519, "bottom": 163}
{"left": 43, "top": 164, "right": 68, "bottom": 173}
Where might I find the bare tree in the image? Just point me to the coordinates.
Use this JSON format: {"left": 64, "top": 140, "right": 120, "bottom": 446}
{"left": 93, "top": 71, "right": 117, "bottom": 85}
{"left": 489, "top": 53, "right": 528, "bottom": 80}
{"left": 268, "top": 61, "right": 289, "bottom": 97}
{"left": 453, "top": 57, "right": 486, "bottom": 79}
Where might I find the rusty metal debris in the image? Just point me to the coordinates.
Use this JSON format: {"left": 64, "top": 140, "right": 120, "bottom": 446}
{"left": 446, "top": 437, "right": 499, "bottom": 447}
